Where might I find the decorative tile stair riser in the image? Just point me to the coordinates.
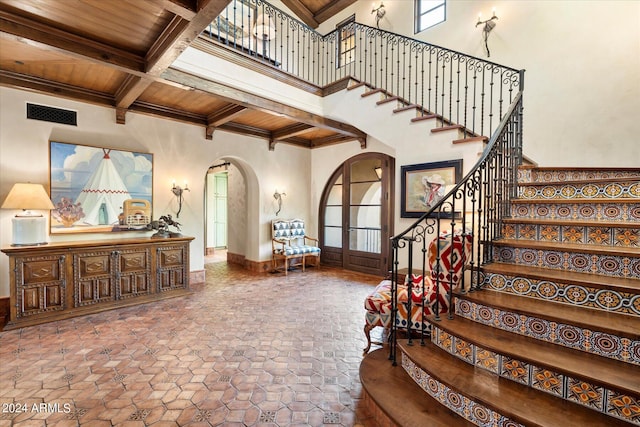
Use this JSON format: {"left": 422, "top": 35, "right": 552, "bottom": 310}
{"left": 431, "top": 326, "right": 640, "bottom": 425}
{"left": 517, "top": 168, "right": 640, "bottom": 184}
{"left": 492, "top": 245, "right": 640, "bottom": 279}
{"left": 518, "top": 180, "right": 640, "bottom": 200}
{"left": 454, "top": 298, "right": 640, "bottom": 365}
{"left": 478, "top": 271, "right": 640, "bottom": 317}
{"left": 502, "top": 223, "right": 639, "bottom": 248}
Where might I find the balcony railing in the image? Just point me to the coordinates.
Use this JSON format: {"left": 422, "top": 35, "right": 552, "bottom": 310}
{"left": 202, "top": 0, "right": 522, "bottom": 140}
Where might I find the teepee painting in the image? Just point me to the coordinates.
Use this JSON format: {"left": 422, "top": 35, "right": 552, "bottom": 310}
{"left": 50, "top": 141, "right": 153, "bottom": 234}
{"left": 75, "top": 149, "right": 131, "bottom": 225}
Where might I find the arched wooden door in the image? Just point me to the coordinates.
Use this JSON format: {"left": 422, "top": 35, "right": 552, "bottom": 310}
{"left": 319, "top": 153, "right": 394, "bottom": 276}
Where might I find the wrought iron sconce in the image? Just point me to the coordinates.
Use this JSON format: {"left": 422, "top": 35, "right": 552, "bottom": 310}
{"left": 172, "top": 181, "right": 190, "bottom": 218}
{"left": 371, "top": 1, "right": 385, "bottom": 28}
{"left": 273, "top": 189, "right": 286, "bottom": 216}
{"left": 476, "top": 9, "right": 498, "bottom": 57}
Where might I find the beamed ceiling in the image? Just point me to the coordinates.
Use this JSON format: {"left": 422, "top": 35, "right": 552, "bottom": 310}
{"left": 0, "top": 0, "right": 365, "bottom": 150}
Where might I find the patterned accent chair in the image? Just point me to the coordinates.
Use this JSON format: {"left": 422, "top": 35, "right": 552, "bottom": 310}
{"left": 272, "top": 219, "right": 321, "bottom": 275}
{"left": 363, "top": 231, "right": 473, "bottom": 354}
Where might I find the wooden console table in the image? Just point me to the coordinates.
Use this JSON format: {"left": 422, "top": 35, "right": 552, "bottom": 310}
{"left": 1, "top": 236, "right": 193, "bottom": 330}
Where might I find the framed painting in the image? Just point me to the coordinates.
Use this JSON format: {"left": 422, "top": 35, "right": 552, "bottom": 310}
{"left": 401, "top": 159, "right": 462, "bottom": 218}
{"left": 49, "top": 141, "right": 153, "bottom": 234}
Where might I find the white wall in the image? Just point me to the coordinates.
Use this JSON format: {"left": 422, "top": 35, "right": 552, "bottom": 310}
{"left": 317, "top": 0, "right": 640, "bottom": 167}
{"left": 0, "top": 86, "right": 312, "bottom": 297}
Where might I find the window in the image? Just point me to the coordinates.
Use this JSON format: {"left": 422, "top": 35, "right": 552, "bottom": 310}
{"left": 337, "top": 15, "right": 356, "bottom": 67}
{"left": 415, "top": 0, "right": 446, "bottom": 33}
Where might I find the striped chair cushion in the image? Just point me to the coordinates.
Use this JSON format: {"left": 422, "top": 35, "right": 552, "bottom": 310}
{"left": 279, "top": 245, "right": 321, "bottom": 256}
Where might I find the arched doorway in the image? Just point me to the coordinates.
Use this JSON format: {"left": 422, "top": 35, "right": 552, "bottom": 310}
{"left": 319, "top": 153, "right": 395, "bottom": 276}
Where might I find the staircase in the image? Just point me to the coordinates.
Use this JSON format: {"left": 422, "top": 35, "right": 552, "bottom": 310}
{"left": 361, "top": 166, "right": 640, "bottom": 426}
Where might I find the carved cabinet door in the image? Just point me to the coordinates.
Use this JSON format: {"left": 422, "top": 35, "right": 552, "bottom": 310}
{"left": 74, "top": 251, "right": 115, "bottom": 307}
{"left": 15, "top": 254, "right": 66, "bottom": 318}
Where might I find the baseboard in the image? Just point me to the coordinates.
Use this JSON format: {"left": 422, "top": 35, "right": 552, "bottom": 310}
{"left": 227, "top": 252, "right": 271, "bottom": 273}
{"left": 0, "top": 296, "right": 8, "bottom": 331}
{"left": 190, "top": 270, "right": 205, "bottom": 284}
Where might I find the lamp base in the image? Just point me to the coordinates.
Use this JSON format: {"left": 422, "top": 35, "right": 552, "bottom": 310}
{"left": 11, "top": 215, "right": 49, "bottom": 246}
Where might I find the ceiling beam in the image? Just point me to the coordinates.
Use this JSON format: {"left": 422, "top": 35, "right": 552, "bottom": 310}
{"left": 207, "top": 104, "right": 248, "bottom": 127}
{"left": 0, "top": 70, "right": 114, "bottom": 106}
{"left": 0, "top": 8, "right": 145, "bottom": 72}
{"left": 145, "top": 0, "right": 230, "bottom": 75}
{"left": 162, "top": 67, "right": 367, "bottom": 141}
{"left": 279, "top": 0, "right": 319, "bottom": 29}
{"left": 273, "top": 123, "right": 315, "bottom": 140}
{"left": 114, "top": 75, "right": 154, "bottom": 121}
{"left": 153, "top": 0, "right": 198, "bottom": 20}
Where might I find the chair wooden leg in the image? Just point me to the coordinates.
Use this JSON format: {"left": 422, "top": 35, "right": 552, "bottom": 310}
{"left": 363, "top": 324, "right": 373, "bottom": 355}
{"left": 284, "top": 258, "right": 288, "bottom": 276}
{"left": 302, "top": 255, "right": 306, "bottom": 272}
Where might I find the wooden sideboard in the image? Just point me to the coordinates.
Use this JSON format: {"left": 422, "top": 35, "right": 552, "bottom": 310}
{"left": 1, "top": 236, "right": 194, "bottom": 330}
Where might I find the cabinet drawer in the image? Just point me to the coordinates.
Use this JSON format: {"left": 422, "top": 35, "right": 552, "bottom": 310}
{"left": 21, "top": 258, "right": 62, "bottom": 284}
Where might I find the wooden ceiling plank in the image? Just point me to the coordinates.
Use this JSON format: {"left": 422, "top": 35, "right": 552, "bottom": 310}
{"left": 273, "top": 123, "right": 315, "bottom": 140}
{"left": 145, "top": 0, "right": 231, "bottom": 75}
{"left": 207, "top": 104, "right": 248, "bottom": 127}
{"left": 162, "top": 68, "right": 367, "bottom": 140}
{"left": 0, "top": 10, "right": 145, "bottom": 72}
{"left": 315, "top": 0, "right": 358, "bottom": 24}
{"left": 279, "top": 0, "right": 320, "bottom": 28}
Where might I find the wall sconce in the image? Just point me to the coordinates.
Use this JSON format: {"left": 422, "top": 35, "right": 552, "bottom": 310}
{"left": 171, "top": 181, "right": 189, "bottom": 218}
{"left": 371, "top": 1, "right": 385, "bottom": 28}
{"left": 1, "top": 182, "right": 55, "bottom": 246}
{"left": 374, "top": 166, "right": 382, "bottom": 180}
{"left": 273, "top": 189, "right": 286, "bottom": 216}
{"left": 476, "top": 8, "right": 498, "bottom": 57}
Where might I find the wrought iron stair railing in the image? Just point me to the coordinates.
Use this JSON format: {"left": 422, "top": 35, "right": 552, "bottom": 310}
{"left": 201, "top": 0, "right": 522, "bottom": 140}
{"left": 388, "top": 89, "right": 524, "bottom": 364}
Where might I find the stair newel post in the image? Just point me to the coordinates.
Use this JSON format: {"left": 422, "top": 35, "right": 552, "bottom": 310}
{"left": 405, "top": 237, "right": 414, "bottom": 347}
{"left": 482, "top": 163, "right": 491, "bottom": 264}
{"left": 390, "top": 236, "right": 403, "bottom": 365}
{"left": 420, "top": 227, "right": 428, "bottom": 346}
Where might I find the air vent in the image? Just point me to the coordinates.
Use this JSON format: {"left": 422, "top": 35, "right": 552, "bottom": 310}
{"left": 26, "top": 103, "right": 77, "bottom": 126}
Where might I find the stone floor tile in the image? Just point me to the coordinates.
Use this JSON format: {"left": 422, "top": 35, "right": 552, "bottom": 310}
{"left": 0, "top": 263, "right": 380, "bottom": 426}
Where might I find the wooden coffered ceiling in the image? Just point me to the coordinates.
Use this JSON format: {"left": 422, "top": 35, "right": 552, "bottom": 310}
{"left": 0, "top": 0, "right": 364, "bottom": 149}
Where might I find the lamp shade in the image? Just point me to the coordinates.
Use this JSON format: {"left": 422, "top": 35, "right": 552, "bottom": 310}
{"left": 254, "top": 13, "right": 276, "bottom": 40}
{"left": 1, "top": 183, "right": 55, "bottom": 211}
{"left": 2, "top": 183, "right": 55, "bottom": 246}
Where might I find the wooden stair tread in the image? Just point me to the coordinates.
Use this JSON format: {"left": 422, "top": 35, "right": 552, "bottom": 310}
{"left": 428, "top": 315, "right": 640, "bottom": 396}
{"left": 376, "top": 96, "right": 401, "bottom": 105}
{"left": 453, "top": 136, "right": 487, "bottom": 144}
{"left": 493, "top": 238, "right": 640, "bottom": 256}
{"left": 431, "top": 124, "right": 463, "bottom": 132}
{"left": 361, "top": 88, "right": 387, "bottom": 97}
{"left": 511, "top": 197, "right": 639, "bottom": 204}
{"left": 502, "top": 217, "right": 640, "bottom": 228}
{"left": 360, "top": 348, "right": 475, "bottom": 427}
{"left": 481, "top": 261, "right": 640, "bottom": 292}
{"left": 519, "top": 177, "right": 640, "bottom": 186}
{"left": 400, "top": 340, "right": 633, "bottom": 427}
{"left": 410, "top": 114, "right": 438, "bottom": 122}
{"left": 393, "top": 104, "right": 422, "bottom": 113}
{"left": 455, "top": 288, "right": 640, "bottom": 338}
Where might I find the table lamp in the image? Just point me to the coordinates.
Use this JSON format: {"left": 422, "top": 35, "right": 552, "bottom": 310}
{"left": 1, "top": 183, "right": 56, "bottom": 246}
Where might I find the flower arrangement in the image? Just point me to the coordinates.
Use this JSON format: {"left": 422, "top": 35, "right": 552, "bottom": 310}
{"left": 52, "top": 197, "right": 85, "bottom": 227}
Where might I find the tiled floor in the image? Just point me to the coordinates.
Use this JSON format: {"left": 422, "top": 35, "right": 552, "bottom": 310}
{"left": 0, "top": 261, "right": 384, "bottom": 426}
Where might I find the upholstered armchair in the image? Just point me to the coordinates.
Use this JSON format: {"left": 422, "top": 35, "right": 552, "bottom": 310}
{"left": 363, "top": 231, "right": 472, "bottom": 354}
{"left": 272, "top": 219, "right": 321, "bottom": 275}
